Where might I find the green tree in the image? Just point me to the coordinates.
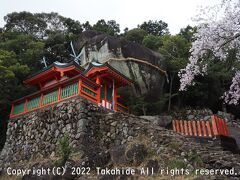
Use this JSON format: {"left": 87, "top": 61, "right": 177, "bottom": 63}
{"left": 83, "top": 21, "right": 93, "bottom": 31}
{"left": 56, "top": 134, "right": 72, "bottom": 166}
{"left": 44, "top": 33, "right": 69, "bottom": 63}
{"left": 159, "top": 35, "right": 190, "bottom": 111}
{"left": 139, "top": 20, "right": 169, "bottom": 36}
{"left": 93, "top": 19, "right": 120, "bottom": 36}
{"left": 179, "top": 25, "right": 196, "bottom": 43}
{"left": 125, "top": 28, "right": 147, "bottom": 44}
{"left": 4, "top": 11, "right": 47, "bottom": 38}
{"left": 142, "top": 35, "right": 162, "bottom": 50}
{"left": 0, "top": 32, "right": 44, "bottom": 71}
{"left": 62, "top": 18, "right": 83, "bottom": 35}
{"left": 0, "top": 12, "right": 84, "bottom": 150}
{"left": 4, "top": 12, "right": 83, "bottom": 38}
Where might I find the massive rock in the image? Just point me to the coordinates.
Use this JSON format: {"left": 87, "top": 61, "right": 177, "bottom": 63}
{"left": 74, "top": 31, "right": 166, "bottom": 95}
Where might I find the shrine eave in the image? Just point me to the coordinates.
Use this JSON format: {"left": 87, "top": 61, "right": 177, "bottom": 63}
{"left": 84, "top": 62, "right": 133, "bottom": 86}
{"left": 24, "top": 61, "right": 84, "bottom": 85}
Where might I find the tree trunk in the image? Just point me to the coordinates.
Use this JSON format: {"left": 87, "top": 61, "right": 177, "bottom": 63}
{"left": 142, "top": 104, "right": 147, "bottom": 116}
{"left": 168, "top": 73, "right": 175, "bottom": 112}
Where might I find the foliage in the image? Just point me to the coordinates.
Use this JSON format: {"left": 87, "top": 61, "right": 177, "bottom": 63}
{"left": 4, "top": 11, "right": 47, "bottom": 38}
{"left": 179, "top": 25, "right": 197, "bottom": 43}
{"left": 138, "top": 20, "right": 169, "bottom": 36}
{"left": 0, "top": 12, "right": 84, "bottom": 149}
{"left": 187, "top": 151, "right": 203, "bottom": 168}
{"left": 44, "top": 32, "right": 69, "bottom": 63}
{"left": 167, "top": 159, "right": 187, "bottom": 169}
{"left": 142, "top": 35, "right": 162, "bottom": 51}
{"left": 125, "top": 28, "right": 147, "bottom": 44}
{"left": 4, "top": 12, "right": 83, "bottom": 39}
{"left": 168, "top": 141, "right": 183, "bottom": 150}
{"left": 93, "top": 19, "right": 120, "bottom": 36}
{"left": 159, "top": 34, "right": 190, "bottom": 111}
{"left": 83, "top": 21, "right": 93, "bottom": 31}
{"left": 179, "top": 0, "right": 240, "bottom": 105}
{"left": 56, "top": 134, "right": 72, "bottom": 166}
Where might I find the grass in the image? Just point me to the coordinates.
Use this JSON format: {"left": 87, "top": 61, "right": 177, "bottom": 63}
{"left": 167, "top": 159, "right": 187, "bottom": 169}
{"left": 168, "top": 141, "right": 183, "bottom": 150}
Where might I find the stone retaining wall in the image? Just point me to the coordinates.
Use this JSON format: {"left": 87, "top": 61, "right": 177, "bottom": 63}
{"left": 1, "top": 96, "right": 240, "bottom": 179}
{"left": 0, "top": 97, "right": 153, "bottom": 166}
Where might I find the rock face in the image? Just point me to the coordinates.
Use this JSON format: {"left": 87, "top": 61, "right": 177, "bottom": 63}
{"left": 140, "top": 115, "right": 172, "bottom": 128}
{"left": 74, "top": 31, "right": 166, "bottom": 95}
{"left": 1, "top": 97, "right": 240, "bottom": 179}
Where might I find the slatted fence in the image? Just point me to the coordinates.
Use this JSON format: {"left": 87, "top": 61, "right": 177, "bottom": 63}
{"left": 172, "top": 115, "right": 229, "bottom": 137}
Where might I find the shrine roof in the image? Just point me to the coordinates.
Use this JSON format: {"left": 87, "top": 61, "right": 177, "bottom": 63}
{"left": 24, "top": 61, "right": 84, "bottom": 85}
{"left": 84, "top": 62, "right": 133, "bottom": 86}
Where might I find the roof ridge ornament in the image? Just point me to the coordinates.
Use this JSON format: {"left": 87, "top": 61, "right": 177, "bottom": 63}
{"left": 40, "top": 56, "right": 48, "bottom": 68}
{"left": 70, "top": 41, "right": 85, "bottom": 65}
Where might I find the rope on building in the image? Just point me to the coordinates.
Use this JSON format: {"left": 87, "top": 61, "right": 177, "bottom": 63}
{"left": 82, "top": 57, "right": 169, "bottom": 83}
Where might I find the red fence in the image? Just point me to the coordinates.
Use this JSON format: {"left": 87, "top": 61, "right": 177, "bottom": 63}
{"left": 172, "top": 115, "right": 229, "bottom": 137}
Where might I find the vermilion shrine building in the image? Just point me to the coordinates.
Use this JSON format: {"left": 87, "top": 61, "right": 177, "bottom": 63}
{"left": 10, "top": 61, "right": 131, "bottom": 119}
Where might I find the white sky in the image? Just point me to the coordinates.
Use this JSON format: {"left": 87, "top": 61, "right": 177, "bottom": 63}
{"left": 0, "top": 0, "right": 219, "bottom": 34}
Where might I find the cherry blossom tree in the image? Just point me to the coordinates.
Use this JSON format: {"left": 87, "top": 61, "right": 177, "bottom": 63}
{"left": 179, "top": 0, "right": 240, "bottom": 105}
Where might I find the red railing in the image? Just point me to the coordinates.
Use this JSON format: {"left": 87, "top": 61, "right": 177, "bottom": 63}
{"left": 172, "top": 115, "right": 229, "bottom": 137}
{"left": 10, "top": 75, "right": 128, "bottom": 119}
{"left": 116, "top": 102, "right": 129, "bottom": 113}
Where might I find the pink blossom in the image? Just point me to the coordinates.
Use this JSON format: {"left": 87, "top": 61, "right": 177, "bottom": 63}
{"left": 179, "top": 0, "right": 240, "bottom": 104}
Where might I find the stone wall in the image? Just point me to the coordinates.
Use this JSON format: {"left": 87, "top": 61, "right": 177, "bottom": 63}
{"left": 0, "top": 96, "right": 158, "bottom": 166}
{"left": 1, "top": 97, "right": 240, "bottom": 179}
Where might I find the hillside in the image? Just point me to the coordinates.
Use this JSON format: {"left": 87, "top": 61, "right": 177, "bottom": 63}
{"left": 0, "top": 97, "right": 239, "bottom": 179}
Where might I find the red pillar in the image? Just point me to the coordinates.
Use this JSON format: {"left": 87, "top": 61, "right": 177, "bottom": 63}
{"left": 201, "top": 121, "right": 207, "bottom": 137}
{"left": 113, "top": 84, "right": 117, "bottom": 111}
{"left": 216, "top": 117, "right": 221, "bottom": 135}
{"left": 222, "top": 118, "right": 229, "bottom": 136}
{"left": 180, "top": 120, "right": 184, "bottom": 134}
{"left": 220, "top": 117, "right": 225, "bottom": 136}
{"left": 95, "top": 77, "right": 101, "bottom": 104}
{"left": 78, "top": 79, "right": 82, "bottom": 96}
{"left": 176, "top": 120, "right": 180, "bottom": 133}
{"left": 184, "top": 120, "right": 188, "bottom": 135}
{"left": 192, "top": 121, "right": 197, "bottom": 136}
{"left": 217, "top": 116, "right": 223, "bottom": 135}
{"left": 219, "top": 117, "right": 225, "bottom": 135}
{"left": 24, "top": 98, "right": 28, "bottom": 113}
{"left": 104, "top": 84, "right": 107, "bottom": 108}
{"left": 206, "top": 121, "right": 212, "bottom": 137}
{"left": 58, "top": 86, "right": 61, "bottom": 101}
{"left": 188, "top": 121, "right": 193, "bottom": 136}
{"left": 197, "top": 121, "right": 202, "bottom": 137}
{"left": 10, "top": 103, "right": 14, "bottom": 118}
{"left": 211, "top": 115, "right": 219, "bottom": 136}
{"left": 172, "top": 120, "right": 176, "bottom": 132}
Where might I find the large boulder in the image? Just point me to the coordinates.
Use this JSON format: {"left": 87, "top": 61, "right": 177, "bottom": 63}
{"left": 74, "top": 30, "right": 166, "bottom": 95}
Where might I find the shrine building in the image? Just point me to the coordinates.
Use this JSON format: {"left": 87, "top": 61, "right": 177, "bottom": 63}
{"left": 10, "top": 61, "right": 131, "bottom": 119}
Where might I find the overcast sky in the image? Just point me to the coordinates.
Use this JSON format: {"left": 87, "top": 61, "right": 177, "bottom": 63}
{"left": 0, "top": 0, "right": 219, "bottom": 34}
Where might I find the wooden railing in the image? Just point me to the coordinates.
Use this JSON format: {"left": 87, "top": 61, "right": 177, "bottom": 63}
{"left": 116, "top": 102, "right": 129, "bottom": 113}
{"left": 172, "top": 115, "right": 229, "bottom": 137}
{"left": 10, "top": 75, "right": 128, "bottom": 118}
{"left": 10, "top": 76, "right": 98, "bottom": 119}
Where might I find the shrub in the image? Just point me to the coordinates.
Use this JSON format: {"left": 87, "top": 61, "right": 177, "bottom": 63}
{"left": 56, "top": 134, "right": 72, "bottom": 166}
